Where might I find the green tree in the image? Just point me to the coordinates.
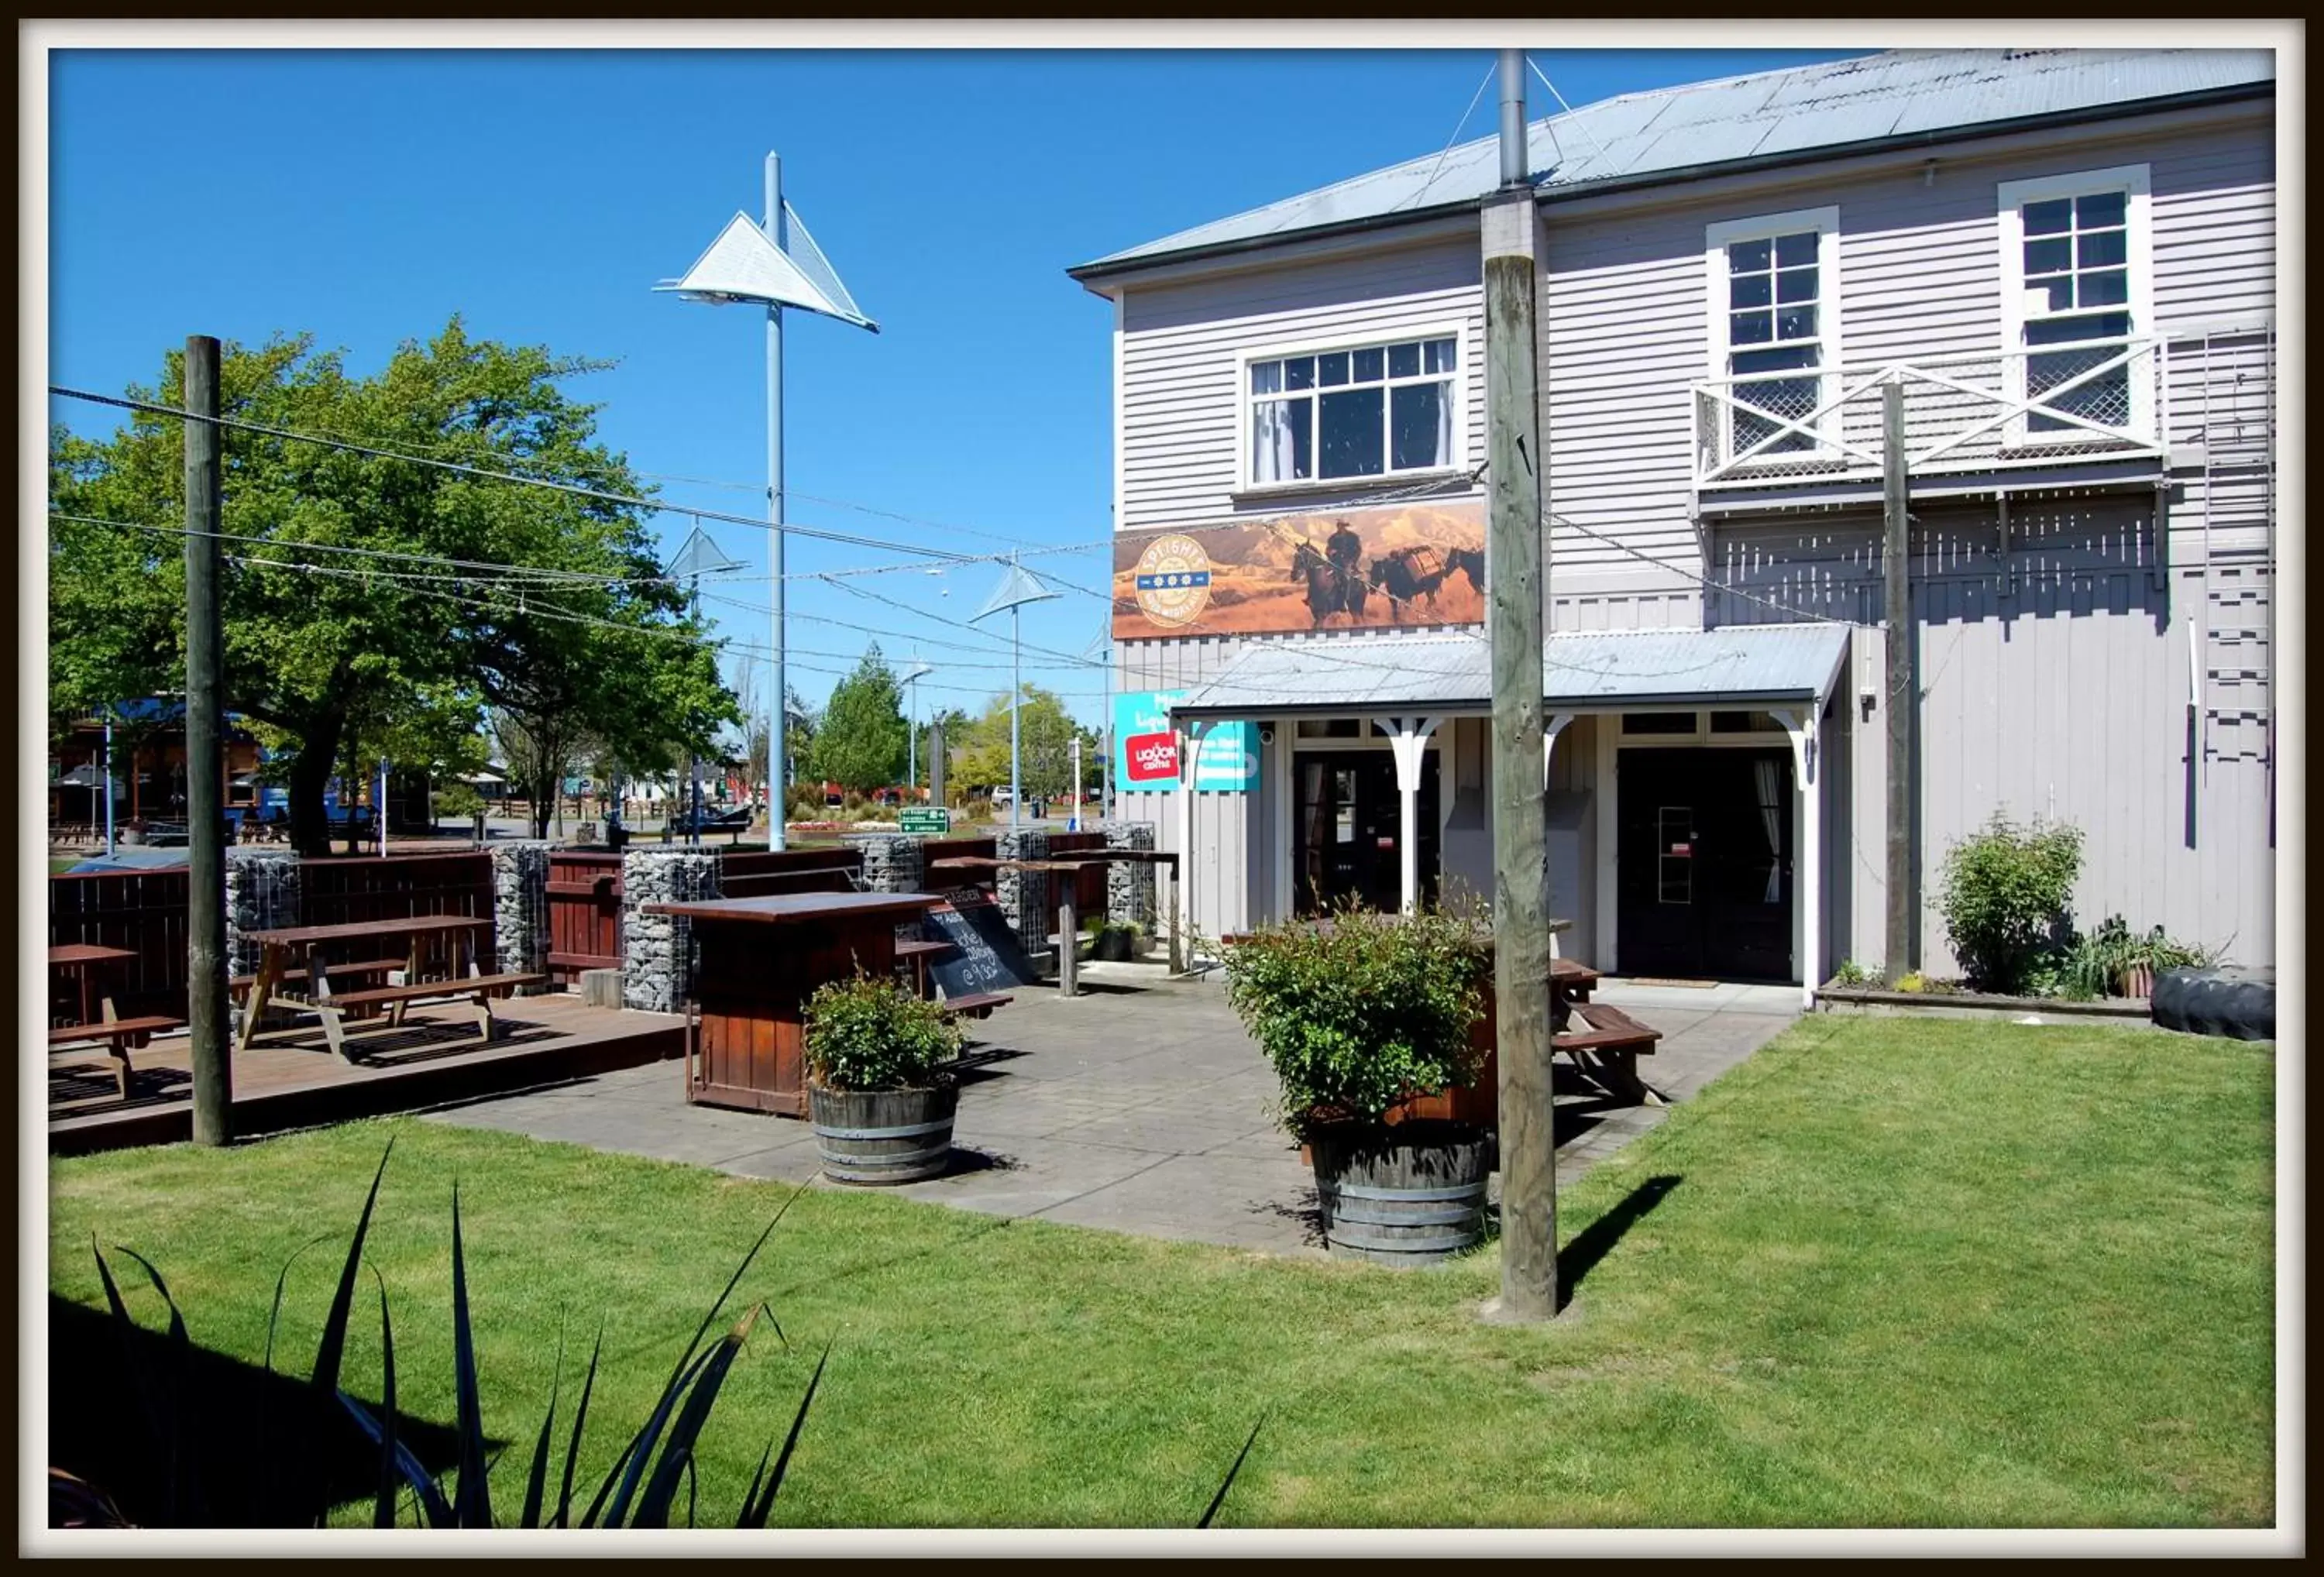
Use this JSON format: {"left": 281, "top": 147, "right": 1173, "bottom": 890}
{"left": 956, "top": 685, "right": 1100, "bottom": 801}
{"left": 49, "top": 319, "right": 737, "bottom": 853}
{"left": 806, "top": 646, "right": 908, "bottom": 793}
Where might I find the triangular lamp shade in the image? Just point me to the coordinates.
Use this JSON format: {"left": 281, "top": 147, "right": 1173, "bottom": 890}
{"left": 655, "top": 211, "right": 878, "bottom": 332}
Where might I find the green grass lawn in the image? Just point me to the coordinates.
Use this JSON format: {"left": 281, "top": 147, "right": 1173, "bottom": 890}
{"left": 47, "top": 1015, "right": 2274, "bottom": 1529}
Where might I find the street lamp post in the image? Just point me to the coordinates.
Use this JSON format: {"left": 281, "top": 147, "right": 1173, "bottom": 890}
{"left": 973, "top": 555, "right": 1061, "bottom": 832}
{"left": 658, "top": 153, "right": 876, "bottom": 851}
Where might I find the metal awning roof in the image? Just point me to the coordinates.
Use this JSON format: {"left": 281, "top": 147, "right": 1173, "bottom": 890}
{"left": 1073, "top": 49, "right": 2273, "bottom": 280}
{"left": 1168, "top": 623, "right": 1851, "bottom": 720}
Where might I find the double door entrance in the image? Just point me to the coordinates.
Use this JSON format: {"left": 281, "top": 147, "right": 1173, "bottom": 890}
{"left": 1293, "top": 751, "right": 1437, "bottom": 916}
{"left": 1616, "top": 747, "right": 1795, "bottom": 982}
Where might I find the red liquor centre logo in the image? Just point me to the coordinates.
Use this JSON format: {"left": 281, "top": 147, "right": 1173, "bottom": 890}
{"left": 1123, "top": 731, "right": 1181, "bottom": 784}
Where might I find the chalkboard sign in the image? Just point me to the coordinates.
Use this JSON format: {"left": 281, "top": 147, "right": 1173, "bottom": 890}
{"left": 923, "top": 886, "right": 1040, "bottom": 998}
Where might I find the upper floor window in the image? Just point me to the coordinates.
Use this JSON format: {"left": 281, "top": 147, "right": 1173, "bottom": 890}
{"left": 1245, "top": 333, "right": 1459, "bottom": 487}
{"left": 1996, "top": 164, "right": 2154, "bottom": 441}
{"left": 1704, "top": 207, "right": 1842, "bottom": 463}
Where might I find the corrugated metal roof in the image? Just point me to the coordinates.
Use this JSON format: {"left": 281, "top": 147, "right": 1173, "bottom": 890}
{"left": 1078, "top": 48, "right": 2274, "bottom": 274}
{"left": 1170, "top": 622, "right": 1852, "bottom": 717}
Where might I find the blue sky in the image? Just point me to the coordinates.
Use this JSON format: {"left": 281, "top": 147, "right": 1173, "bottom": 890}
{"left": 46, "top": 46, "right": 1861, "bottom": 732}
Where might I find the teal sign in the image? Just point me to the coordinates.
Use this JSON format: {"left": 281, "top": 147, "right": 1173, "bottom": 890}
{"left": 1112, "top": 691, "right": 1257, "bottom": 793}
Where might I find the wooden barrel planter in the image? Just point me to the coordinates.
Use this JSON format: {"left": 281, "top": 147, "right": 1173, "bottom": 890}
{"left": 808, "top": 1082, "right": 959, "bottom": 1185}
{"left": 1307, "top": 1120, "right": 1493, "bottom": 1268}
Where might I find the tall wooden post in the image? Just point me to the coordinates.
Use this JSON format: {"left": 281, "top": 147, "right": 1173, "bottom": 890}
{"left": 184, "top": 335, "right": 232, "bottom": 1146}
{"left": 1882, "top": 379, "right": 1913, "bottom": 983}
{"left": 1484, "top": 46, "right": 1555, "bottom": 1323}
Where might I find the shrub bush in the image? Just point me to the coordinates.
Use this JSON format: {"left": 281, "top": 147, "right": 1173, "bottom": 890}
{"left": 802, "top": 974, "right": 964, "bottom": 1093}
{"left": 1934, "top": 813, "right": 2084, "bottom": 995}
{"left": 435, "top": 782, "right": 486, "bottom": 821}
{"left": 1222, "top": 903, "right": 1490, "bottom": 1140}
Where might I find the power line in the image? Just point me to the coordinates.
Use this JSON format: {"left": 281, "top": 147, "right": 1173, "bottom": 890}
{"left": 47, "top": 384, "right": 990, "bottom": 566}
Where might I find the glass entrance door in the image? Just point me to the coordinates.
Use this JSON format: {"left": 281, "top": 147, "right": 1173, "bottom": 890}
{"left": 1294, "top": 750, "right": 1438, "bottom": 916}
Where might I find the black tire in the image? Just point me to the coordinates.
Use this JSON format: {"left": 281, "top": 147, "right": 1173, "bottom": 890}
{"left": 2152, "top": 966, "right": 2276, "bottom": 1041}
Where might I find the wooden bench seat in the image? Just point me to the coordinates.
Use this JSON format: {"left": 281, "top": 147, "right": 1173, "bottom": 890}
{"left": 49, "top": 1015, "right": 184, "bottom": 1101}
{"left": 282, "top": 971, "right": 547, "bottom": 1060}
{"left": 230, "top": 959, "right": 406, "bottom": 1002}
{"left": 937, "top": 991, "right": 1012, "bottom": 1019}
{"left": 1553, "top": 1002, "right": 1662, "bottom": 1105}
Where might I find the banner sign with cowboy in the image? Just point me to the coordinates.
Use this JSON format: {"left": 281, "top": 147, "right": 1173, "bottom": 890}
{"left": 1109, "top": 500, "right": 1486, "bottom": 642}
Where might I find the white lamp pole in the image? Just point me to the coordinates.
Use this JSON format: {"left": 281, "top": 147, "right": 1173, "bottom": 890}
{"left": 973, "top": 555, "right": 1061, "bottom": 833}
{"left": 658, "top": 153, "right": 876, "bottom": 850}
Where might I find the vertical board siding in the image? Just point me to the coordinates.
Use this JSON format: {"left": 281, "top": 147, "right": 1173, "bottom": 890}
{"left": 1119, "top": 237, "right": 1484, "bottom": 531}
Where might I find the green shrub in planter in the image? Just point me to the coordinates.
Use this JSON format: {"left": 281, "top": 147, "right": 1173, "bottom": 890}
{"left": 801, "top": 974, "right": 964, "bottom": 1093}
{"left": 1222, "top": 903, "right": 1490, "bottom": 1141}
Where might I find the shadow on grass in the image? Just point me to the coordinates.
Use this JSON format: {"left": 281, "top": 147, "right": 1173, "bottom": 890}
{"left": 48, "top": 1293, "right": 480, "bottom": 1528}
{"left": 1556, "top": 1173, "right": 1682, "bottom": 1312}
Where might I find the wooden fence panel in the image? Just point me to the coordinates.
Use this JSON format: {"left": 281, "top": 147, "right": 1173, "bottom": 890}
{"left": 546, "top": 850, "right": 624, "bottom": 987}
{"left": 48, "top": 870, "right": 191, "bottom": 1022}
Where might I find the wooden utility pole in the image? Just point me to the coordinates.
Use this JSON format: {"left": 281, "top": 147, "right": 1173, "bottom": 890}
{"left": 1485, "top": 48, "right": 1556, "bottom": 1322}
{"left": 1882, "top": 379, "right": 1913, "bottom": 984}
{"left": 184, "top": 335, "right": 232, "bottom": 1146}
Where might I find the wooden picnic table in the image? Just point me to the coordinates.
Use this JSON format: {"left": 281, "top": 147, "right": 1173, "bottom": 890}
{"left": 49, "top": 943, "right": 139, "bottom": 1029}
{"left": 641, "top": 891, "right": 945, "bottom": 1118}
{"left": 236, "top": 914, "right": 531, "bottom": 1061}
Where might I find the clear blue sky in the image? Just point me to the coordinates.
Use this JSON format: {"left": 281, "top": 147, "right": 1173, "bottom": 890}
{"left": 46, "top": 46, "right": 1860, "bottom": 733}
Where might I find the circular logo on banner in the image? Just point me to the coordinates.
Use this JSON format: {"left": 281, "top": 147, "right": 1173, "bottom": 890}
{"left": 1131, "top": 534, "right": 1213, "bottom": 628}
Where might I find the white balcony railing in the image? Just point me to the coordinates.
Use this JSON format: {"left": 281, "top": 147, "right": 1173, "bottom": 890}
{"left": 1690, "top": 336, "right": 2165, "bottom": 492}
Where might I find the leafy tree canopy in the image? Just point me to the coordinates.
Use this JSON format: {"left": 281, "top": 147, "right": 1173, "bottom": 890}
{"left": 48, "top": 318, "right": 738, "bottom": 851}
{"left": 806, "top": 646, "right": 908, "bottom": 793}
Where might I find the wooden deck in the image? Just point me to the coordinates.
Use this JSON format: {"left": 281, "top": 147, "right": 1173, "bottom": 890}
{"left": 48, "top": 991, "right": 686, "bottom": 1156}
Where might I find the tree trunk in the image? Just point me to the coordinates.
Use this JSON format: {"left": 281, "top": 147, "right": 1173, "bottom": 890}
{"left": 285, "top": 733, "right": 339, "bottom": 857}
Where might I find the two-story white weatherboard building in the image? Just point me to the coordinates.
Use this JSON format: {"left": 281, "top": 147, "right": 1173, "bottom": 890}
{"left": 1071, "top": 48, "right": 2278, "bottom": 998}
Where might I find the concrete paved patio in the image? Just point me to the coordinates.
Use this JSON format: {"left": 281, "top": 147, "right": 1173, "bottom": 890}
{"left": 420, "top": 966, "right": 1798, "bottom": 1259}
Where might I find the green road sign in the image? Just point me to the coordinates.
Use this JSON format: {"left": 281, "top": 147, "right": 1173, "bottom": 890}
{"left": 899, "top": 807, "right": 951, "bottom": 834}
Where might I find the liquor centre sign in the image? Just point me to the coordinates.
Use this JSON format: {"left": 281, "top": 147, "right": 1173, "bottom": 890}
{"left": 1112, "top": 692, "right": 1257, "bottom": 793}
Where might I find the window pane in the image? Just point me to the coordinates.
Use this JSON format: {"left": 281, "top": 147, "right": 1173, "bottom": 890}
{"left": 1731, "top": 344, "right": 1818, "bottom": 375}
{"left": 2075, "top": 190, "right": 2127, "bottom": 228}
{"left": 2077, "top": 269, "right": 2128, "bottom": 308}
{"left": 1387, "top": 342, "right": 1421, "bottom": 379}
{"left": 2025, "top": 311, "right": 2130, "bottom": 346}
{"left": 1731, "top": 309, "right": 1775, "bottom": 345}
{"left": 1390, "top": 383, "right": 1448, "bottom": 470}
{"left": 1318, "top": 350, "right": 1349, "bottom": 387}
{"left": 2023, "top": 198, "right": 2073, "bottom": 235}
{"left": 1283, "top": 356, "right": 1315, "bottom": 390}
{"left": 1318, "top": 387, "right": 1385, "bottom": 477}
{"left": 1730, "top": 272, "right": 1772, "bottom": 310}
{"left": 2023, "top": 237, "right": 2072, "bottom": 276}
{"left": 1774, "top": 230, "right": 1818, "bottom": 268}
{"left": 1728, "top": 236, "right": 1770, "bottom": 272}
{"left": 1776, "top": 266, "right": 1817, "bottom": 304}
{"left": 2077, "top": 228, "right": 2126, "bottom": 269}
{"left": 1253, "top": 399, "right": 1314, "bottom": 483}
{"left": 1250, "top": 361, "right": 1282, "bottom": 395}
{"left": 1775, "top": 305, "right": 1817, "bottom": 341}
{"left": 1425, "top": 338, "right": 1456, "bottom": 373}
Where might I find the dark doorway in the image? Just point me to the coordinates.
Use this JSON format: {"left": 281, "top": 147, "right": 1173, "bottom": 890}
{"left": 1294, "top": 750, "right": 1438, "bottom": 916}
{"left": 1616, "top": 747, "right": 1793, "bottom": 981}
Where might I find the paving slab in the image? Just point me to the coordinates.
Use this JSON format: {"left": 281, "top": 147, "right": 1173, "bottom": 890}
{"left": 422, "top": 965, "right": 1797, "bottom": 1259}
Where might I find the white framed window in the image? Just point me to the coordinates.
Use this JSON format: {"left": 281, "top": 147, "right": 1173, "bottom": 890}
{"left": 1240, "top": 329, "right": 1463, "bottom": 489}
{"left": 1996, "top": 164, "right": 2154, "bottom": 445}
{"left": 1705, "top": 206, "right": 1843, "bottom": 464}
